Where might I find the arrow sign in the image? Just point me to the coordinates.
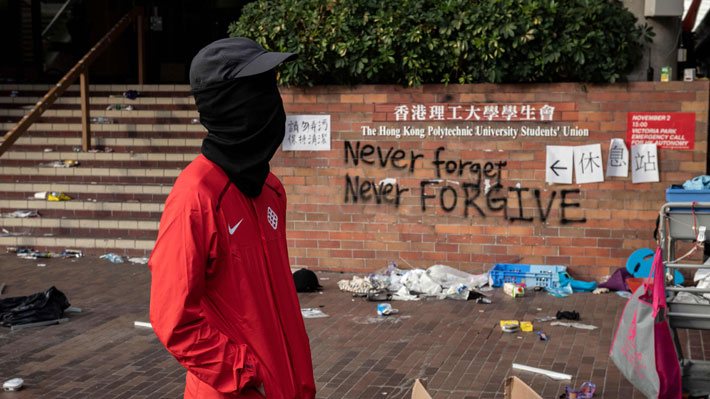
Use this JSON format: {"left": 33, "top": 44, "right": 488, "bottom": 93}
{"left": 546, "top": 146, "right": 573, "bottom": 184}
{"left": 549, "top": 160, "right": 567, "bottom": 176}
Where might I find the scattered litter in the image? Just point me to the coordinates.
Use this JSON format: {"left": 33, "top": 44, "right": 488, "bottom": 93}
{"left": 2, "top": 377, "right": 24, "bottom": 391}
{"left": 377, "top": 303, "right": 398, "bottom": 316}
{"left": 537, "top": 331, "right": 548, "bottom": 341}
{"left": 73, "top": 146, "right": 82, "bottom": 152}
{"left": 320, "top": 277, "right": 330, "bottom": 281}
{"left": 476, "top": 297, "right": 491, "bottom": 304}
{"left": 190, "top": 118, "right": 200, "bottom": 124}
{"left": 556, "top": 310, "right": 580, "bottom": 320}
{"left": 134, "top": 321, "right": 152, "bottom": 328}
{"left": 40, "top": 160, "right": 79, "bottom": 168}
{"left": 43, "top": 233, "right": 54, "bottom": 237}
{"left": 9, "top": 90, "right": 19, "bottom": 97}
{"left": 500, "top": 320, "right": 520, "bottom": 333}
{"left": 123, "top": 90, "right": 140, "bottom": 100}
{"left": 62, "top": 249, "right": 83, "bottom": 258}
{"left": 90, "top": 117, "right": 114, "bottom": 124}
{"left": 505, "top": 376, "right": 542, "bottom": 399}
{"left": 37, "top": 263, "right": 46, "bottom": 267}
{"left": 1, "top": 210, "right": 39, "bottom": 218}
{"left": 101, "top": 253, "right": 125, "bottom": 263}
{"left": 512, "top": 363, "right": 571, "bottom": 380}
{"left": 504, "top": 282, "right": 524, "bottom": 298}
{"left": 301, "top": 308, "right": 329, "bottom": 318}
{"left": 1, "top": 228, "right": 30, "bottom": 237}
{"left": 338, "top": 263, "right": 489, "bottom": 302}
{"left": 520, "top": 321, "right": 533, "bottom": 332}
{"left": 550, "top": 321, "right": 598, "bottom": 330}
{"left": 367, "top": 290, "right": 392, "bottom": 301}
{"left": 616, "top": 291, "right": 632, "bottom": 298}
{"left": 534, "top": 316, "right": 557, "bottom": 323}
{"left": 564, "top": 381, "right": 596, "bottom": 399}
{"left": 33, "top": 192, "right": 72, "bottom": 201}
{"left": 128, "top": 257, "right": 149, "bottom": 265}
{"left": 546, "top": 284, "right": 573, "bottom": 297}
{"left": 536, "top": 307, "right": 543, "bottom": 311}
{"left": 411, "top": 379, "right": 432, "bottom": 399}
{"left": 592, "top": 287, "right": 609, "bottom": 295}
{"left": 43, "top": 148, "right": 53, "bottom": 152}
{"left": 125, "top": 105, "right": 134, "bottom": 111}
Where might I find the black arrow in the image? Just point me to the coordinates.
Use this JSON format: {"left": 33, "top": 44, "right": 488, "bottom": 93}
{"left": 550, "top": 160, "right": 567, "bottom": 177}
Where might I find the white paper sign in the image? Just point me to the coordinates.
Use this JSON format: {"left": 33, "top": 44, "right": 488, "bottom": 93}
{"left": 574, "top": 144, "right": 604, "bottom": 184}
{"left": 631, "top": 143, "right": 659, "bottom": 183}
{"left": 545, "top": 146, "right": 574, "bottom": 184}
{"left": 606, "top": 139, "right": 629, "bottom": 177}
{"left": 282, "top": 115, "right": 331, "bottom": 151}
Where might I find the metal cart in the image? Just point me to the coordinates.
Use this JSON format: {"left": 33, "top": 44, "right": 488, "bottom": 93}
{"left": 658, "top": 202, "right": 710, "bottom": 397}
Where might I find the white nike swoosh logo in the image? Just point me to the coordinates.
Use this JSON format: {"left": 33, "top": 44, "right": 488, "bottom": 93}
{"left": 228, "top": 219, "right": 244, "bottom": 235}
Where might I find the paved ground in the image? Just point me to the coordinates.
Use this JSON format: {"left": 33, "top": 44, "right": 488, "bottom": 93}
{"left": 0, "top": 254, "right": 708, "bottom": 399}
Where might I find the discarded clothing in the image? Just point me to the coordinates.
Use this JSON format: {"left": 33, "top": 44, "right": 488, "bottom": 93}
{"left": 683, "top": 175, "right": 710, "bottom": 190}
{"left": 670, "top": 292, "right": 710, "bottom": 305}
{"left": 1, "top": 210, "right": 39, "bottom": 218}
{"left": 546, "top": 284, "right": 573, "bottom": 297}
{"left": 0, "top": 287, "right": 70, "bottom": 327}
{"left": 598, "top": 267, "right": 632, "bottom": 292}
{"left": 558, "top": 272, "right": 597, "bottom": 292}
{"left": 293, "top": 269, "right": 323, "bottom": 292}
{"left": 556, "top": 310, "right": 580, "bottom": 320}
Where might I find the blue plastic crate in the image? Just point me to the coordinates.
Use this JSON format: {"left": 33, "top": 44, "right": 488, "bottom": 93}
{"left": 489, "top": 263, "right": 566, "bottom": 288}
{"left": 666, "top": 188, "right": 710, "bottom": 202}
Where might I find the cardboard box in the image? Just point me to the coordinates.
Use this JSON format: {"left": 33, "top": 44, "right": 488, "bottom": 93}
{"left": 504, "top": 376, "right": 543, "bottom": 399}
{"left": 411, "top": 379, "right": 432, "bottom": 399}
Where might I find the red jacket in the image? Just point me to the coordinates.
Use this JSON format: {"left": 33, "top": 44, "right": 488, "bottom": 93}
{"left": 149, "top": 154, "right": 316, "bottom": 399}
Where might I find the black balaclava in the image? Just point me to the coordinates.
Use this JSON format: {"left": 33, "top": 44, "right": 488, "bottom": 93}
{"left": 194, "top": 70, "right": 285, "bottom": 197}
{"left": 189, "top": 37, "right": 296, "bottom": 198}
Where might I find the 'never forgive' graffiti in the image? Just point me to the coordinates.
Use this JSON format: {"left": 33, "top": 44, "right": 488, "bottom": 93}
{"left": 343, "top": 141, "right": 586, "bottom": 224}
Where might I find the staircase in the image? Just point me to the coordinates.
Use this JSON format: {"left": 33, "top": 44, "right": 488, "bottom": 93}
{"left": 0, "top": 84, "right": 201, "bottom": 256}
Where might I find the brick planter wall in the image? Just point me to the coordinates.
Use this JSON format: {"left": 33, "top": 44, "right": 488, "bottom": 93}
{"left": 275, "top": 81, "right": 709, "bottom": 280}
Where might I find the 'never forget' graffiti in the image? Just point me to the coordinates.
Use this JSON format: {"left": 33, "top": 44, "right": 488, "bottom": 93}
{"left": 343, "top": 141, "right": 586, "bottom": 224}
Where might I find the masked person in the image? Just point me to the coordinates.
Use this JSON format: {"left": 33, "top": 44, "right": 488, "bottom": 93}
{"left": 149, "top": 38, "right": 316, "bottom": 399}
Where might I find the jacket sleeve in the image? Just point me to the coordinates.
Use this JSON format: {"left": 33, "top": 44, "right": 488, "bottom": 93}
{"left": 149, "top": 195, "right": 260, "bottom": 393}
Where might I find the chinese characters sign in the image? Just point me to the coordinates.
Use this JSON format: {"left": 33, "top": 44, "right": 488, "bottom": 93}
{"left": 626, "top": 112, "right": 695, "bottom": 150}
{"left": 606, "top": 139, "right": 629, "bottom": 178}
{"left": 631, "top": 144, "right": 659, "bottom": 183}
{"left": 282, "top": 115, "right": 331, "bottom": 151}
{"left": 374, "top": 103, "right": 577, "bottom": 122}
{"left": 545, "top": 140, "right": 657, "bottom": 184}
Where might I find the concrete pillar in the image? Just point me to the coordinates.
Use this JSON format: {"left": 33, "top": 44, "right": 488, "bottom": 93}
{"left": 623, "top": 0, "right": 683, "bottom": 81}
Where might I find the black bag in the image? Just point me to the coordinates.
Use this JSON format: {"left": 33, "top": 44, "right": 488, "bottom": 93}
{"left": 0, "top": 286, "right": 70, "bottom": 327}
{"left": 293, "top": 269, "right": 323, "bottom": 292}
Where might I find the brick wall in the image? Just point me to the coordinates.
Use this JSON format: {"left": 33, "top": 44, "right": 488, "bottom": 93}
{"left": 275, "top": 81, "right": 709, "bottom": 280}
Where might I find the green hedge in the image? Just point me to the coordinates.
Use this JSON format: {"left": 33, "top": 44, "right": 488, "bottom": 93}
{"left": 228, "top": 0, "right": 653, "bottom": 86}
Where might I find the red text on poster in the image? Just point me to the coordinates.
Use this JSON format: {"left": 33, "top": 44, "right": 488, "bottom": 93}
{"left": 626, "top": 112, "right": 695, "bottom": 150}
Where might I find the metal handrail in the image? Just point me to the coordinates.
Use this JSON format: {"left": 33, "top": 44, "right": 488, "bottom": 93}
{"left": 0, "top": 6, "right": 145, "bottom": 156}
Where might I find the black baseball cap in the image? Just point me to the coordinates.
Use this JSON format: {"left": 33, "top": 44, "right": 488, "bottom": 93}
{"left": 189, "top": 37, "right": 297, "bottom": 91}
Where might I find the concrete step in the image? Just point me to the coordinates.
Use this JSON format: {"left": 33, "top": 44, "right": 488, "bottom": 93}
{"left": 1, "top": 151, "right": 193, "bottom": 169}
{"left": 0, "top": 217, "right": 159, "bottom": 240}
{"left": 0, "top": 96, "right": 195, "bottom": 107}
{"left": 0, "top": 235, "right": 155, "bottom": 256}
{"left": 0, "top": 199, "right": 164, "bottom": 220}
{"left": 0, "top": 165, "right": 181, "bottom": 185}
{"left": 0, "top": 182, "right": 171, "bottom": 202}
{"left": 10, "top": 136, "right": 202, "bottom": 153}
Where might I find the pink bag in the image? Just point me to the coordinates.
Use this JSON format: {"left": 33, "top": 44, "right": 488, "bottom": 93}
{"left": 610, "top": 247, "right": 681, "bottom": 398}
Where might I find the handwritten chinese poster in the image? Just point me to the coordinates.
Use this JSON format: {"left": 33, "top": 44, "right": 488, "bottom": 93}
{"left": 606, "top": 138, "right": 629, "bottom": 177}
{"left": 545, "top": 146, "right": 573, "bottom": 184}
{"left": 282, "top": 115, "right": 331, "bottom": 151}
{"left": 574, "top": 144, "right": 604, "bottom": 184}
{"left": 631, "top": 144, "right": 659, "bottom": 183}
